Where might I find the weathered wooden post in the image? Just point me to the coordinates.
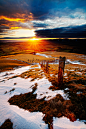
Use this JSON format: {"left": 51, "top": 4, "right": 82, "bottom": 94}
{"left": 41, "top": 61, "right": 43, "bottom": 67}
{"left": 39, "top": 61, "right": 41, "bottom": 65}
{"left": 43, "top": 114, "right": 53, "bottom": 129}
{"left": 58, "top": 56, "right": 66, "bottom": 85}
{"left": 46, "top": 61, "right": 49, "bottom": 73}
{"left": 43, "top": 60, "right": 46, "bottom": 71}
{"left": 44, "top": 60, "right": 46, "bottom": 66}
{"left": 43, "top": 60, "right": 44, "bottom": 67}
{"left": 48, "top": 122, "right": 53, "bottom": 129}
{"left": 39, "top": 60, "right": 42, "bottom": 67}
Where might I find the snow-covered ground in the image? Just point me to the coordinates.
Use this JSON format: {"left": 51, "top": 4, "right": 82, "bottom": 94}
{"left": 66, "top": 59, "right": 86, "bottom": 65}
{"left": 0, "top": 64, "right": 86, "bottom": 128}
{"left": 36, "top": 53, "right": 51, "bottom": 58}
{"left": 36, "top": 52, "right": 86, "bottom": 66}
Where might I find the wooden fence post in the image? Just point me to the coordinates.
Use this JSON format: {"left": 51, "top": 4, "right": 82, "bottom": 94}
{"left": 46, "top": 61, "right": 49, "bottom": 73}
{"left": 58, "top": 56, "right": 66, "bottom": 85}
{"left": 43, "top": 60, "right": 45, "bottom": 67}
{"left": 44, "top": 60, "right": 45, "bottom": 66}
{"left": 41, "top": 61, "right": 43, "bottom": 67}
{"left": 48, "top": 122, "right": 53, "bottom": 129}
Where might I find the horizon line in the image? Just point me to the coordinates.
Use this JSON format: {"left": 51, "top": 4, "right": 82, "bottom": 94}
{"left": 0, "top": 37, "right": 86, "bottom": 42}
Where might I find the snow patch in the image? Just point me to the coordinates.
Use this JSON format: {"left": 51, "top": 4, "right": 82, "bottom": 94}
{"left": 0, "top": 64, "right": 86, "bottom": 128}
{"left": 67, "top": 59, "right": 86, "bottom": 66}
{"left": 53, "top": 117, "right": 86, "bottom": 129}
{"left": 36, "top": 53, "right": 51, "bottom": 58}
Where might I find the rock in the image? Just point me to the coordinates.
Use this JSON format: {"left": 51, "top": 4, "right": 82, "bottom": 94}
{"left": 14, "top": 83, "right": 17, "bottom": 85}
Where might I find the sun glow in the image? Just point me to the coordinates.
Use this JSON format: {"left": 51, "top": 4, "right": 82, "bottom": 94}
{"left": 29, "top": 37, "right": 41, "bottom": 41}
{"left": 27, "top": 37, "right": 42, "bottom": 51}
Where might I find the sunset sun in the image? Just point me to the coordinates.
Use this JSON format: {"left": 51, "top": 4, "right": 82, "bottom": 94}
{"left": 30, "top": 37, "right": 41, "bottom": 41}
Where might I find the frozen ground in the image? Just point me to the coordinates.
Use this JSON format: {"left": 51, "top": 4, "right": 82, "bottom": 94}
{"left": 66, "top": 59, "right": 86, "bottom": 65}
{"left": 0, "top": 63, "right": 86, "bottom": 129}
{"left": 36, "top": 53, "right": 51, "bottom": 58}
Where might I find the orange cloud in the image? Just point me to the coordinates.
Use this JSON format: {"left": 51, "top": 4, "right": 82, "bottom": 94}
{"left": 0, "top": 13, "right": 34, "bottom": 35}
{"left": 13, "top": 12, "right": 33, "bottom": 21}
{"left": 10, "top": 26, "right": 22, "bottom": 30}
{"left": 0, "top": 16, "right": 25, "bottom": 22}
{"left": 0, "top": 12, "right": 33, "bottom": 25}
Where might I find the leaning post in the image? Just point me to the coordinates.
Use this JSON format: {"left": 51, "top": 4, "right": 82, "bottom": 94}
{"left": 41, "top": 61, "right": 43, "bottom": 67}
{"left": 58, "top": 56, "right": 66, "bottom": 85}
{"left": 46, "top": 61, "right": 49, "bottom": 73}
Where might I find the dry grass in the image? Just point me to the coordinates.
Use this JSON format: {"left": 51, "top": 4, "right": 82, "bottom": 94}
{"left": 8, "top": 84, "right": 86, "bottom": 125}
{"left": 8, "top": 54, "right": 54, "bottom": 64}
{"left": 19, "top": 68, "right": 44, "bottom": 81}
{"left": 41, "top": 51, "right": 86, "bottom": 64}
{"left": 49, "top": 64, "right": 58, "bottom": 75}
{"left": 0, "top": 59, "right": 28, "bottom": 72}
{"left": 0, "top": 44, "right": 86, "bottom": 127}
{"left": 8, "top": 88, "right": 76, "bottom": 125}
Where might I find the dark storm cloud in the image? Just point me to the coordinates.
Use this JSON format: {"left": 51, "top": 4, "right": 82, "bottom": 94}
{"left": 0, "top": 0, "right": 29, "bottom": 18}
{"left": 35, "top": 25, "right": 86, "bottom": 38}
{"left": 0, "top": 19, "right": 14, "bottom": 26}
{"left": 0, "top": 19, "right": 17, "bottom": 33}
{"left": 0, "top": 26, "right": 9, "bottom": 34}
{"left": 0, "top": 0, "right": 57, "bottom": 20}
{"left": 0, "top": 19, "right": 10, "bottom": 33}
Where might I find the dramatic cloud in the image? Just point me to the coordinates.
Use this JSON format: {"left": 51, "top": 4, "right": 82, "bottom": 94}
{"left": 35, "top": 25, "right": 86, "bottom": 38}
{"left": 32, "top": 12, "right": 86, "bottom": 30}
{"left": 0, "top": 0, "right": 86, "bottom": 38}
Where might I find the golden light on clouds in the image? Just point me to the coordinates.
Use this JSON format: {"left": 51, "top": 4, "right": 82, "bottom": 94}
{"left": 10, "top": 27, "right": 22, "bottom": 30}
{"left": 0, "top": 13, "right": 35, "bottom": 38}
{"left": 13, "top": 29, "right": 35, "bottom": 37}
{"left": 0, "top": 29, "right": 35, "bottom": 38}
{"left": 0, "top": 16, "right": 25, "bottom": 22}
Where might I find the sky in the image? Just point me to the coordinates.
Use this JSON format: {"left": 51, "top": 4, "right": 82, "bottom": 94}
{"left": 0, "top": 0, "right": 86, "bottom": 39}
